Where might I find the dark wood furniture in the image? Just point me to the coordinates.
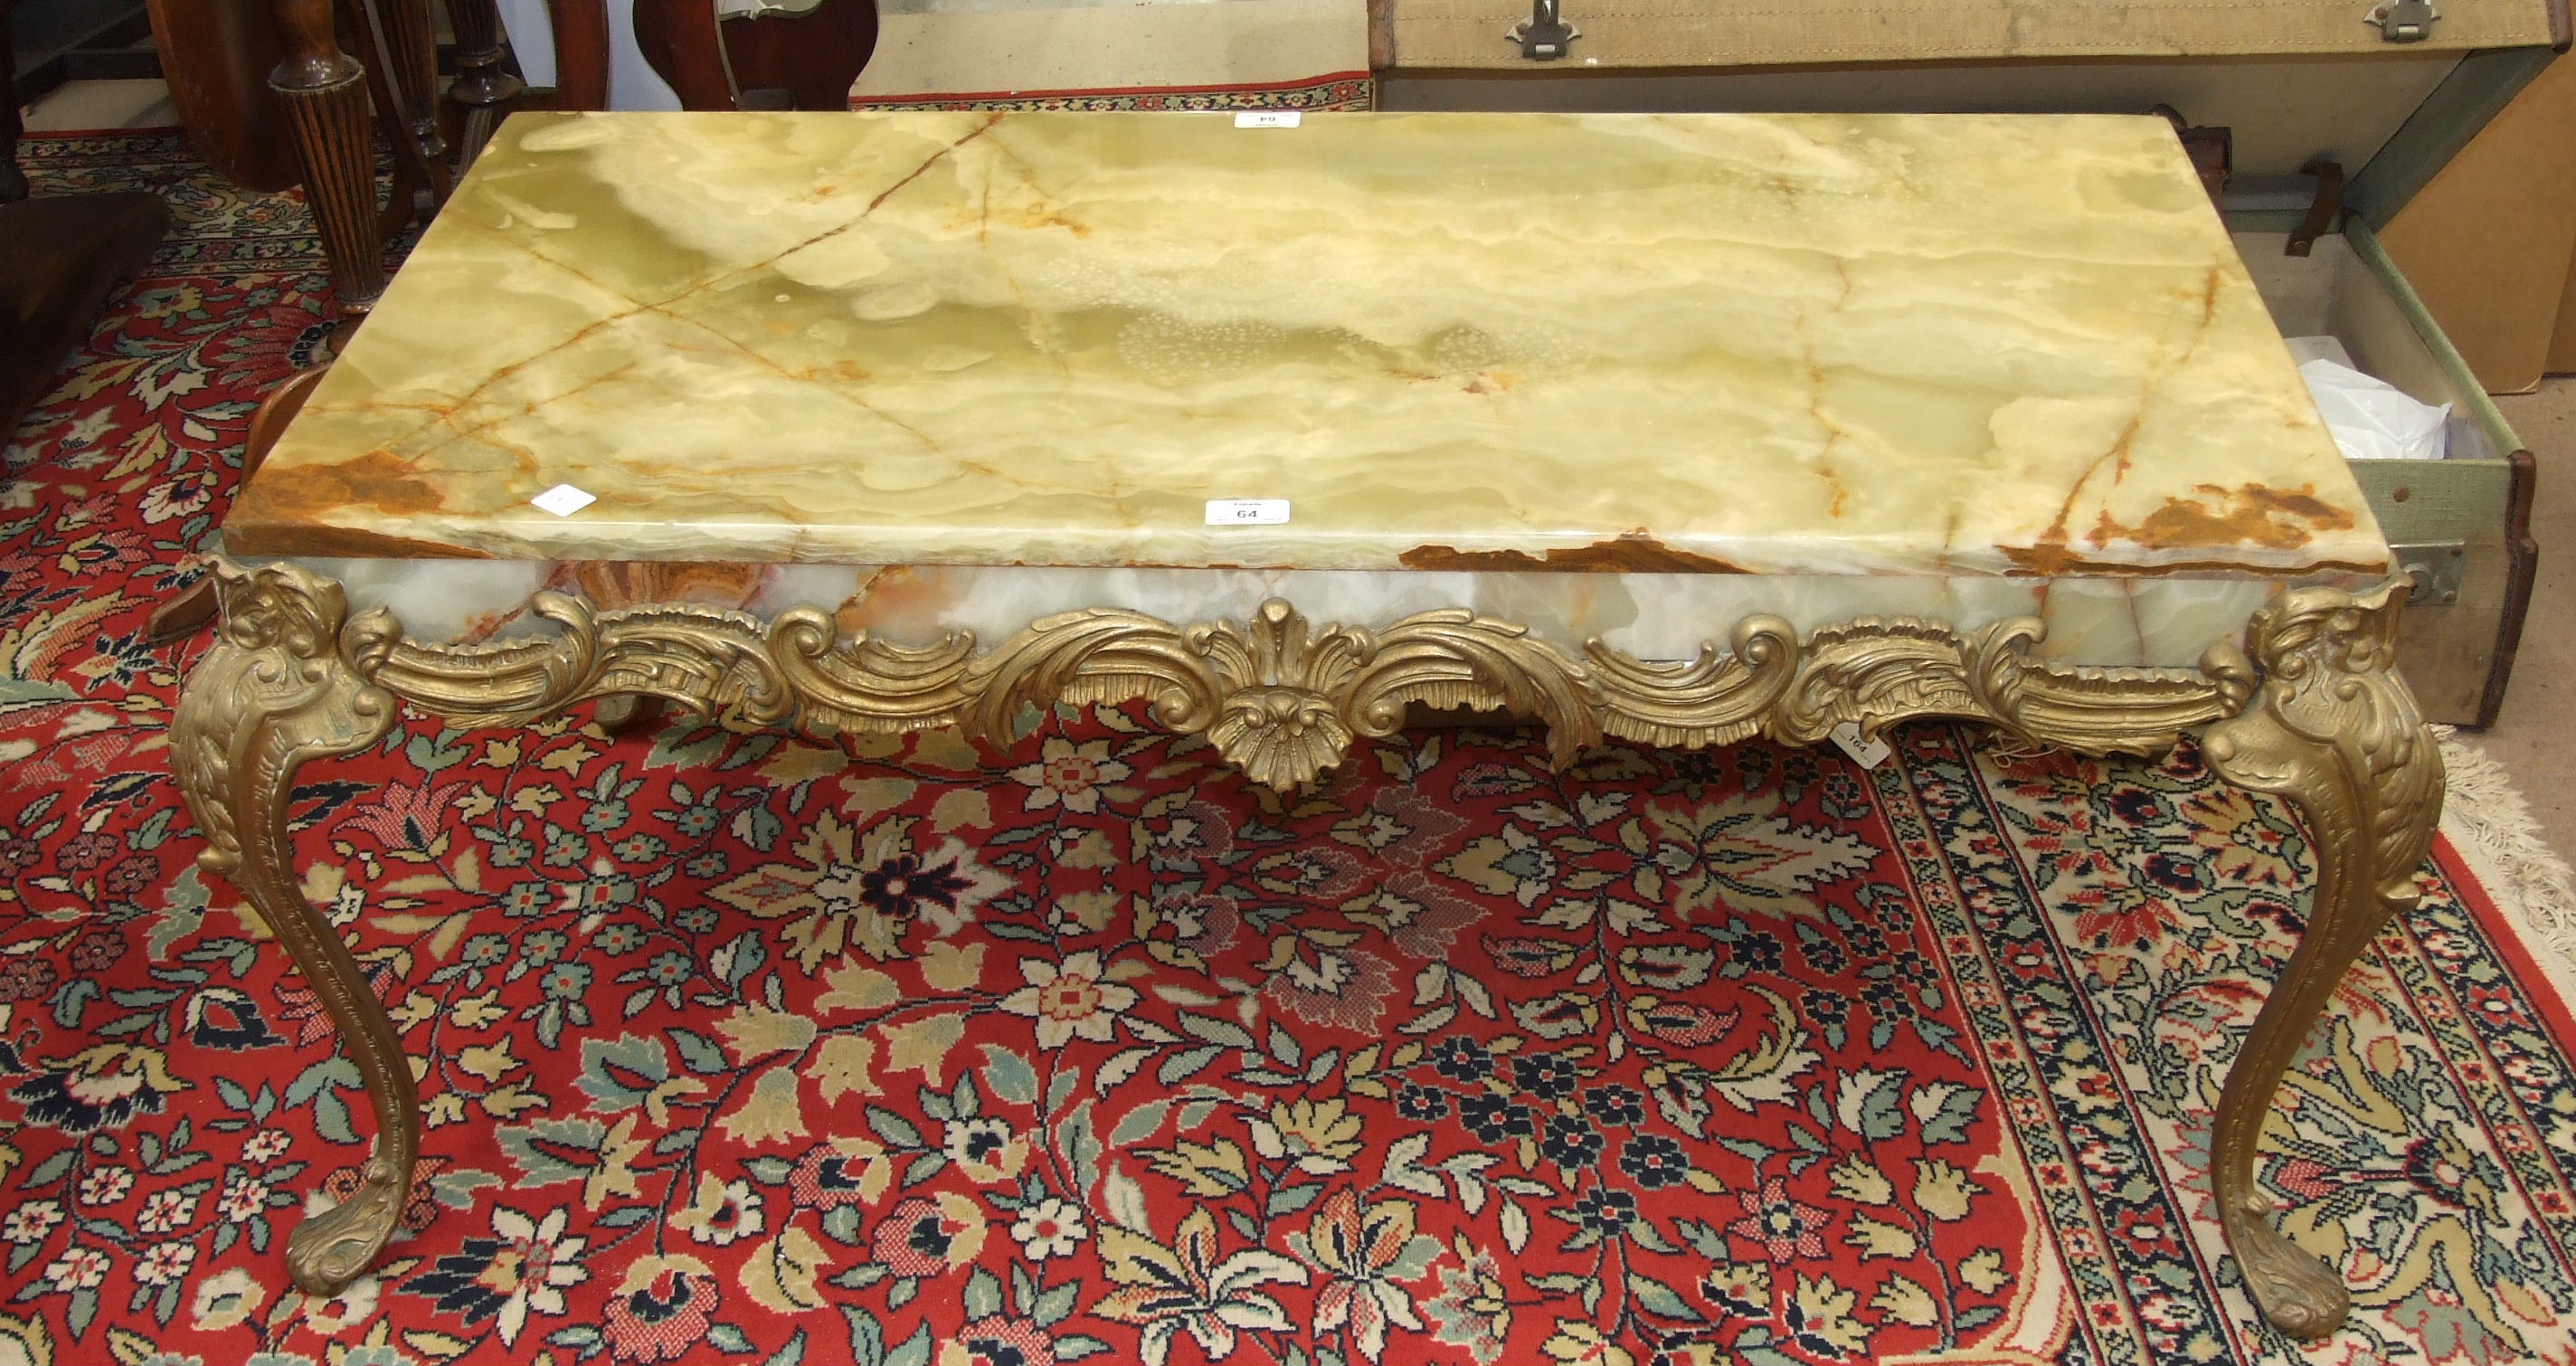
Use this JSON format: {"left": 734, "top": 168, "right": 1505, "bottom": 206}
{"left": 143, "top": 0, "right": 296, "bottom": 189}
{"left": 137, "top": 0, "right": 877, "bottom": 638}
{"left": 0, "top": 13, "right": 170, "bottom": 443}
{"left": 634, "top": 0, "right": 877, "bottom": 111}
{"left": 145, "top": 0, "right": 591, "bottom": 321}
{"left": 7, "top": 0, "right": 157, "bottom": 106}
{"left": 146, "top": 0, "right": 875, "bottom": 327}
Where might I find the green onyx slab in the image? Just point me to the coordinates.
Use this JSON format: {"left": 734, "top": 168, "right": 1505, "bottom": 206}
{"left": 232, "top": 109, "right": 2386, "bottom": 584}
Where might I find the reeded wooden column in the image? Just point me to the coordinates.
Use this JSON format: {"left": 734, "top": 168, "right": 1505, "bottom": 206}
{"left": 268, "top": 0, "right": 385, "bottom": 314}
{"left": 355, "top": 0, "right": 450, "bottom": 209}
{"left": 447, "top": 0, "right": 527, "bottom": 168}
{"left": 374, "top": 0, "right": 447, "bottom": 168}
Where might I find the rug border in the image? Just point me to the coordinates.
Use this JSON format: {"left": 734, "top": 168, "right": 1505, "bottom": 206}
{"left": 2436, "top": 728, "right": 2576, "bottom": 1025}
{"left": 848, "top": 69, "right": 1375, "bottom": 108}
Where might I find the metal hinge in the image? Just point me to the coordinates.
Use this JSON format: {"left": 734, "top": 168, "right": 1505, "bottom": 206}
{"left": 2365, "top": 0, "right": 2439, "bottom": 42}
{"left": 1508, "top": 0, "right": 1579, "bottom": 60}
{"left": 2391, "top": 541, "right": 2465, "bottom": 606}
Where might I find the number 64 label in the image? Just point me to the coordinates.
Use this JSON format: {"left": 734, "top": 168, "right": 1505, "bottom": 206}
{"left": 1205, "top": 499, "right": 1291, "bottom": 526}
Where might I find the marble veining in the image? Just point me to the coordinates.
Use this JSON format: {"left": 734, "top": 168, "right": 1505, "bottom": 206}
{"left": 231, "top": 110, "right": 2387, "bottom": 579}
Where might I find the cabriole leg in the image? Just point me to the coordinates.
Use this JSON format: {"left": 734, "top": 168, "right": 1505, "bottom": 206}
{"left": 2199, "top": 583, "right": 2442, "bottom": 1338}
{"left": 172, "top": 562, "right": 416, "bottom": 1295}
{"left": 446, "top": 0, "right": 526, "bottom": 167}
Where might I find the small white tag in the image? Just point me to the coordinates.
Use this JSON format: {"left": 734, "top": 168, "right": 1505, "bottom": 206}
{"left": 1206, "top": 498, "right": 1291, "bottom": 526}
{"left": 532, "top": 483, "right": 597, "bottom": 517}
{"left": 1828, "top": 721, "right": 1891, "bottom": 770}
{"left": 1234, "top": 110, "right": 1302, "bottom": 128}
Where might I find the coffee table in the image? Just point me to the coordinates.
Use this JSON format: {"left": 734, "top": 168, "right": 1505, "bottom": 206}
{"left": 174, "top": 109, "right": 2439, "bottom": 1339}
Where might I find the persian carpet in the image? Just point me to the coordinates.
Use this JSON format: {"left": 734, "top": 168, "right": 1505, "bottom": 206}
{"left": 5, "top": 129, "right": 2576, "bottom": 1366}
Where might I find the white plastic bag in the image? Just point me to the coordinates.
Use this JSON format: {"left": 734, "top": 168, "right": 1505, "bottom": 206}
{"left": 2284, "top": 335, "right": 2355, "bottom": 369}
{"left": 2296, "top": 355, "right": 2449, "bottom": 460}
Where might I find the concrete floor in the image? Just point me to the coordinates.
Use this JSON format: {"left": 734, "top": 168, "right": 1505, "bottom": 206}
{"left": 17, "top": 77, "right": 173, "bottom": 130}
{"left": 2483, "top": 380, "right": 2574, "bottom": 860}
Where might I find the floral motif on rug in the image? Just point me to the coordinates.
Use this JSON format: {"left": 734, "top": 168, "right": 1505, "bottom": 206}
{"left": 2, "top": 131, "right": 2574, "bottom": 1366}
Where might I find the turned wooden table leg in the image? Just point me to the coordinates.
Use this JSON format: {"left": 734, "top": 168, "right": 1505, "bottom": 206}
{"left": 371, "top": 0, "right": 450, "bottom": 182}
{"left": 2199, "top": 582, "right": 2442, "bottom": 1338}
{"left": 446, "top": 0, "right": 527, "bottom": 168}
{"left": 347, "top": 0, "right": 452, "bottom": 224}
{"left": 173, "top": 562, "right": 418, "bottom": 1295}
{"left": 270, "top": 0, "right": 387, "bottom": 315}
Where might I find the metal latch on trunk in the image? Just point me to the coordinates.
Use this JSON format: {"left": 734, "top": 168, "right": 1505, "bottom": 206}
{"left": 2365, "top": 0, "right": 2439, "bottom": 42}
{"left": 2391, "top": 541, "right": 2465, "bottom": 607}
{"left": 1509, "top": 0, "right": 1579, "bottom": 59}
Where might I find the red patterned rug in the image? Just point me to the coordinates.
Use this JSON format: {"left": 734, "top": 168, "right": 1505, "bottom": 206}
{"left": 5, "top": 130, "right": 2576, "bottom": 1366}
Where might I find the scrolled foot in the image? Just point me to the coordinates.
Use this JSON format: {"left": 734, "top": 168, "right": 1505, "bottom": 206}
{"left": 2223, "top": 1200, "right": 2351, "bottom": 1339}
{"left": 285, "top": 1156, "right": 409, "bottom": 1295}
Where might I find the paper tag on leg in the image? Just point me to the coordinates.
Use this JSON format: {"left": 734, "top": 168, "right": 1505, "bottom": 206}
{"left": 1829, "top": 721, "right": 1891, "bottom": 770}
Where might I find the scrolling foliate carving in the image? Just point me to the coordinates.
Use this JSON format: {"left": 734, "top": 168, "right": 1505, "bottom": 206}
{"left": 349, "top": 586, "right": 2234, "bottom": 789}
{"left": 378, "top": 596, "right": 1621, "bottom": 792}
{"left": 953, "top": 600, "right": 1602, "bottom": 790}
{"left": 369, "top": 593, "right": 797, "bottom": 727}
{"left": 1585, "top": 614, "right": 1800, "bottom": 751}
{"left": 1766, "top": 615, "right": 2233, "bottom": 757}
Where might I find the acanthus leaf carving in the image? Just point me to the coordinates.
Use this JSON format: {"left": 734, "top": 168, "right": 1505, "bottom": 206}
{"left": 292, "top": 571, "right": 2249, "bottom": 789}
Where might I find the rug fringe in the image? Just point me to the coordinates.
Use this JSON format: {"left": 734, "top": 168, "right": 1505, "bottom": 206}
{"left": 2436, "top": 726, "right": 2576, "bottom": 1011}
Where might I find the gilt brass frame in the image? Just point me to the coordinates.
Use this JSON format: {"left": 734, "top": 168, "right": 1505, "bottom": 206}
{"left": 170, "top": 558, "right": 2439, "bottom": 1339}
